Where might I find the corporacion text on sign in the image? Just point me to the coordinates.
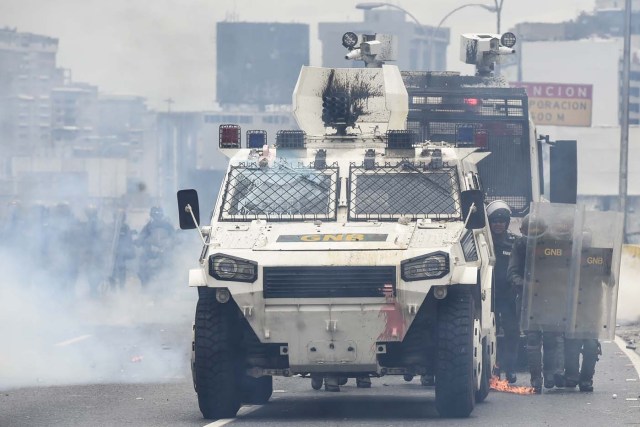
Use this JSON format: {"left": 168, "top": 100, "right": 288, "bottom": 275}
{"left": 511, "top": 82, "right": 593, "bottom": 127}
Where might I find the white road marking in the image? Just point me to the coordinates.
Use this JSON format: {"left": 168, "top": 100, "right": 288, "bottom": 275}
{"left": 202, "top": 405, "right": 262, "bottom": 427}
{"left": 615, "top": 336, "right": 640, "bottom": 379}
{"left": 54, "top": 334, "right": 92, "bottom": 347}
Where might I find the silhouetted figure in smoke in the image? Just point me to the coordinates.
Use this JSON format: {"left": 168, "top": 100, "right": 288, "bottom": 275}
{"left": 81, "top": 205, "right": 109, "bottom": 298}
{"left": 136, "top": 206, "right": 174, "bottom": 288}
{"left": 2, "top": 200, "right": 26, "bottom": 250}
{"left": 109, "top": 211, "right": 135, "bottom": 291}
{"left": 47, "top": 203, "right": 80, "bottom": 298}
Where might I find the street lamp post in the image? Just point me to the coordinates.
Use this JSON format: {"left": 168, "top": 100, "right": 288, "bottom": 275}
{"left": 620, "top": 0, "right": 632, "bottom": 242}
{"left": 356, "top": 2, "right": 500, "bottom": 71}
{"left": 355, "top": 2, "right": 429, "bottom": 68}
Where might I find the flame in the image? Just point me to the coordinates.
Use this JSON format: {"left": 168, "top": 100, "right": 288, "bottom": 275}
{"left": 489, "top": 376, "right": 536, "bottom": 395}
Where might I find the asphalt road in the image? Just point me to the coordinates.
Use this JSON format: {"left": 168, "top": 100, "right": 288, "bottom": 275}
{"left": 2, "top": 337, "right": 640, "bottom": 427}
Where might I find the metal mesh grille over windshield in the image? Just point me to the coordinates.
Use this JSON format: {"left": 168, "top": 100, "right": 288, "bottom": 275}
{"left": 220, "top": 161, "right": 339, "bottom": 221}
{"left": 348, "top": 162, "right": 461, "bottom": 221}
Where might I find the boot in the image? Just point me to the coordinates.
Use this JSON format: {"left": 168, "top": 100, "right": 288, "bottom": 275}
{"left": 506, "top": 371, "right": 517, "bottom": 384}
{"left": 564, "top": 378, "right": 578, "bottom": 388}
{"left": 579, "top": 379, "right": 594, "bottom": 392}
{"left": 543, "top": 375, "right": 555, "bottom": 389}
{"left": 356, "top": 377, "right": 371, "bottom": 388}
{"left": 554, "top": 373, "right": 566, "bottom": 388}
{"left": 531, "top": 377, "right": 542, "bottom": 394}
{"left": 324, "top": 376, "right": 340, "bottom": 392}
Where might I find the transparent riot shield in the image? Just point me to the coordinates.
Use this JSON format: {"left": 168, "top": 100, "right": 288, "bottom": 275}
{"left": 567, "top": 209, "right": 623, "bottom": 340}
{"left": 520, "top": 202, "right": 577, "bottom": 332}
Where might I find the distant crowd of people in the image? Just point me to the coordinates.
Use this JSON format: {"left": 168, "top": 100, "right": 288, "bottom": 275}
{"left": 1, "top": 202, "right": 178, "bottom": 299}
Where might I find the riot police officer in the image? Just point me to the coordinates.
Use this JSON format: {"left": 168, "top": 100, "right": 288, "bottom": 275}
{"left": 564, "top": 339, "right": 600, "bottom": 392}
{"left": 487, "top": 200, "right": 519, "bottom": 384}
{"left": 507, "top": 214, "right": 563, "bottom": 393}
{"left": 564, "top": 229, "right": 605, "bottom": 392}
{"left": 137, "top": 206, "right": 175, "bottom": 287}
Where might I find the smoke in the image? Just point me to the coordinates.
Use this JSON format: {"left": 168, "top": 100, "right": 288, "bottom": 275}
{"left": 617, "top": 248, "right": 640, "bottom": 325}
{"left": 0, "top": 205, "right": 199, "bottom": 391}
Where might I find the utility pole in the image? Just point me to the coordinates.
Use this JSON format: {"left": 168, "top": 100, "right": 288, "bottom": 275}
{"left": 620, "top": 0, "right": 631, "bottom": 242}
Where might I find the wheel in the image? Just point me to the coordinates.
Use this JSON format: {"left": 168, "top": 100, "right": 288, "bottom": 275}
{"left": 435, "top": 287, "right": 476, "bottom": 418}
{"left": 338, "top": 377, "right": 348, "bottom": 386}
{"left": 475, "top": 337, "right": 490, "bottom": 403}
{"left": 420, "top": 375, "right": 435, "bottom": 386}
{"left": 193, "top": 290, "right": 241, "bottom": 419}
{"left": 242, "top": 375, "right": 273, "bottom": 404}
{"left": 311, "top": 376, "right": 323, "bottom": 390}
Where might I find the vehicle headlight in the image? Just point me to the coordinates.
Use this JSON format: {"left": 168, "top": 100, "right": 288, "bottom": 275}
{"left": 401, "top": 251, "right": 449, "bottom": 281}
{"left": 209, "top": 254, "right": 257, "bottom": 282}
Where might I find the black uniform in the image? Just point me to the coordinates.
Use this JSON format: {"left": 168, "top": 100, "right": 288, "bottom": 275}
{"left": 492, "top": 231, "right": 519, "bottom": 378}
{"left": 564, "top": 339, "right": 600, "bottom": 391}
{"left": 507, "top": 236, "right": 563, "bottom": 391}
{"left": 564, "top": 234, "right": 608, "bottom": 392}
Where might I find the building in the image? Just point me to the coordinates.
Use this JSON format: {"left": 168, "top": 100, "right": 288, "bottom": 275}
{"left": 507, "top": 1, "right": 640, "bottom": 125}
{"left": 318, "top": 8, "right": 449, "bottom": 71}
{"left": 157, "top": 110, "right": 298, "bottom": 212}
{"left": 216, "top": 22, "right": 309, "bottom": 109}
{"left": 51, "top": 82, "right": 99, "bottom": 151}
{"left": 502, "top": 4, "right": 640, "bottom": 238}
{"left": 0, "top": 27, "right": 65, "bottom": 156}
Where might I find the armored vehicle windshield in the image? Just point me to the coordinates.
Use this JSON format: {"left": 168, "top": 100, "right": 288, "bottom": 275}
{"left": 349, "top": 162, "right": 460, "bottom": 221}
{"left": 219, "top": 160, "right": 339, "bottom": 221}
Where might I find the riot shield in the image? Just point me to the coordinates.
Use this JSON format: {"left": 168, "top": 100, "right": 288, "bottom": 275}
{"left": 520, "top": 202, "right": 577, "bottom": 333}
{"left": 567, "top": 209, "right": 623, "bottom": 340}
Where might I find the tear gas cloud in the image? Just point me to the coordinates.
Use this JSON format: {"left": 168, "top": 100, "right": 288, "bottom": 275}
{"left": 0, "top": 185, "right": 200, "bottom": 390}
{"left": 617, "top": 249, "right": 640, "bottom": 324}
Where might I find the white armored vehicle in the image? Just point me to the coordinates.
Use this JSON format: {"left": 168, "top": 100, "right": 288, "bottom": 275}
{"left": 178, "top": 33, "right": 507, "bottom": 420}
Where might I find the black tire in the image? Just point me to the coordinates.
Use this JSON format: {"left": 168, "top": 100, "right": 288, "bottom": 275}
{"left": 311, "top": 376, "right": 323, "bottom": 390}
{"left": 475, "top": 337, "right": 490, "bottom": 403}
{"left": 194, "top": 292, "right": 241, "bottom": 420}
{"left": 242, "top": 375, "right": 273, "bottom": 404}
{"left": 435, "top": 287, "right": 476, "bottom": 418}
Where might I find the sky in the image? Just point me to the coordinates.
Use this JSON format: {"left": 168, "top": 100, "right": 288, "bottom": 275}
{"left": 0, "top": 0, "right": 597, "bottom": 110}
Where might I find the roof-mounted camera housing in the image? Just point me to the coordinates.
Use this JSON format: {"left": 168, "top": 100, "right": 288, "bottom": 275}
{"left": 460, "top": 32, "right": 517, "bottom": 77}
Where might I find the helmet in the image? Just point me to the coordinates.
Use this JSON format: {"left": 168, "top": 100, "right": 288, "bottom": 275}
{"left": 520, "top": 214, "right": 547, "bottom": 237}
{"left": 486, "top": 200, "right": 511, "bottom": 225}
{"left": 150, "top": 206, "right": 163, "bottom": 220}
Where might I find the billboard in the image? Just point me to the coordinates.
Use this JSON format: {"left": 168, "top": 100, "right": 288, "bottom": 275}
{"left": 511, "top": 82, "right": 593, "bottom": 127}
{"left": 216, "top": 22, "right": 309, "bottom": 107}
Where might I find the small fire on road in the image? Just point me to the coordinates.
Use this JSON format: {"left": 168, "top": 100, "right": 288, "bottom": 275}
{"left": 489, "top": 376, "right": 536, "bottom": 394}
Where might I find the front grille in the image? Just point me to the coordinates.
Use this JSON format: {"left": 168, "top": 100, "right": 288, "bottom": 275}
{"left": 263, "top": 266, "right": 396, "bottom": 298}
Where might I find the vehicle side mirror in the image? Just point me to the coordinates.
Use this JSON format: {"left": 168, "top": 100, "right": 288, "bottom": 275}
{"left": 461, "top": 190, "right": 486, "bottom": 230}
{"left": 177, "top": 189, "right": 200, "bottom": 230}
